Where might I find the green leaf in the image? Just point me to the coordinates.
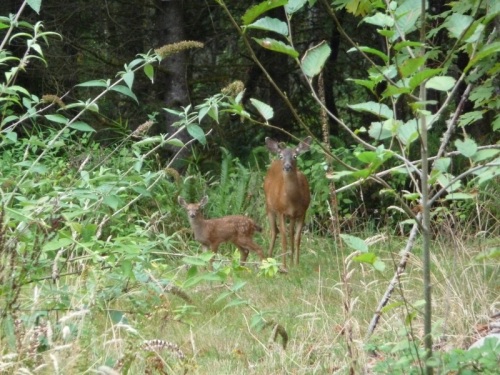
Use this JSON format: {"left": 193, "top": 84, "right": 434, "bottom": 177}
{"left": 252, "top": 38, "right": 299, "bottom": 58}
{"left": 186, "top": 124, "right": 206, "bottom": 145}
{"left": 45, "top": 114, "right": 68, "bottom": 125}
{"left": 472, "top": 149, "right": 499, "bottom": 162}
{"left": 397, "top": 119, "right": 418, "bottom": 145}
{"left": 392, "top": 0, "right": 422, "bottom": 41}
{"left": 455, "top": 138, "right": 478, "bottom": 157}
{"left": 110, "top": 85, "right": 138, "bottom": 103}
{"left": 348, "top": 101, "right": 393, "bottom": 119}
{"left": 444, "top": 13, "right": 473, "bottom": 39}
{"left": 368, "top": 120, "right": 394, "bottom": 140}
{"left": 340, "top": 234, "right": 368, "bottom": 252}
{"left": 409, "top": 68, "right": 442, "bottom": 90}
{"left": 245, "top": 17, "right": 288, "bottom": 36}
{"left": 285, "top": 0, "right": 308, "bottom": 14}
{"left": 437, "top": 173, "right": 461, "bottom": 192}
{"left": 363, "top": 12, "right": 394, "bottom": 28}
{"left": 347, "top": 46, "right": 388, "bottom": 63}
{"left": 433, "top": 158, "right": 451, "bottom": 173}
{"left": 143, "top": 64, "right": 154, "bottom": 82}
{"left": 26, "top": 0, "right": 42, "bottom": 14}
{"left": 250, "top": 98, "right": 274, "bottom": 120}
{"left": 301, "top": 41, "right": 331, "bottom": 78}
{"left": 104, "top": 195, "right": 123, "bottom": 210}
{"left": 123, "top": 70, "right": 135, "bottom": 89}
{"left": 43, "top": 237, "right": 73, "bottom": 251}
{"left": 425, "top": 76, "right": 456, "bottom": 91}
{"left": 399, "top": 56, "right": 426, "bottom": 78}
{"left": 69, "top": 121, "right": 95, "bottom": 132}
{"left": 466, "top": 42, "right": 500, "bottom": 73}
{"left": 444, "top": 193, "right": 475, "bottom": 200}
{"left": 353, "top": 252, "right": 385, "bottom": 271}
{"left": 242, "top": 0, "right": 288, "bottom": 25}
{"left": 76, "top": 79, "right": 108, "bottom": 88}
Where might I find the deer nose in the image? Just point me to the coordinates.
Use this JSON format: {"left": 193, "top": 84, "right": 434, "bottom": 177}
{"left": 283, "top": 163, "right": 292, "bottom": 172}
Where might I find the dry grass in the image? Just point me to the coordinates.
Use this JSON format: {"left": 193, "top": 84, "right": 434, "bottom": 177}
{"left": 0, "top": 226, "right": 498, "bottom": 374}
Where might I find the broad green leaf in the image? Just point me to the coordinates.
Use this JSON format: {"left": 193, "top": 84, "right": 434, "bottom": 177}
{"left": 353, "top": 252, "right": 385, "bottom": 271}
{"left": 43, "top": 237, "right": 73, "bottom": 251}
{"left": 348, "top": 101, "right": 393, "bottom": 119}
{"left": 474, "top": 167, "right": 500, "bottom": 186}
{"left": 26, "top": 0, "right": 42, "bottom": 14}
{"left": 408, "top": 68, "right": 442, "bottom": 90}
{"left": 104, "top": 195, "right": 123, "bottom": 210}
{"left": 165, "top": 138, "right": 185, "bottom": 148}
{"left": 433, "top": 158, "right": 451, "bottom": 173}
{"left": 110, "top": 85, "right": 138, "bottom": 103}
{"left": 340, "top": 234, "right": 368, "bottom": 252}
{"left": 466, "top": 42, "right": 500, "bottom": 73}
{"left": 45, "top": 114, "right": 68, "bottom": 125}
{"left": 458, "top": 110, "right": 484, "bottom": 127}
{"left": 393, "top": 41, "right": 424, "bottom": 51}
{"left": 364, "top": 12, "right": 394, "bottom": 28}
{"left": 301, "top": 41, "right": 331, "bottom": 78}
{"left": 347, "top": 46, "right": 388, "bottom": 63}
{"left": 444, "top": 193, "right": 475, "bottom": 200}
{"left": 69, "top": 121, "right": 95, "bottom": 132}
{"left": 397, "top": 119, "right": 418, "bottom": 145}
{"left": 123, "top": 70, "right": 134, "bottom": 89}
{"left": 437, "top": 173, "right": 461, "bottom": 192}
{"left": 76, "top": 79, "right": 108, "bottom": 88}
{"left": 455, "top": 138, "right": 477, "bottom": 157}
{"left": 250, "top": 98, "right": 274, "bottom": 121}
{"left": 285, "top": 0, "right": 308, "bottom": 14}
{"left": 425, "top": 76, "right": 456, "bottom": 91}
{"left": 472, "top": 149, "right": 499, "bottom": 163}
{"left": 246, "top": 17, "right": 288, "bottom": 36}
{"left": 368, "top": 120, "right": 394, "bottom": 140}
{"left": 186, "top": 123, "right": 206, "bottom": 145}
{"left": 392, "top": 0, "right": 422, "bottom": 41}
{"left": 242, "top": 0, "right": 288, "bottom": 25}
{"left": 143, "top": 64, "right": 154, "bottom": 82}
{"left": 399, "top": 56, "right": 426, "bottom": 78}
{"left": 183, "top": 254, "right": 213, "bottom": 266}
{"left": 444, "top": 13, "right": 473, "bottom": 39}
{"left": 356, "top": 151, "right": 378, "bottom": 163}
{"left": 252, "top": 38, "right": 299, "bottom": 58}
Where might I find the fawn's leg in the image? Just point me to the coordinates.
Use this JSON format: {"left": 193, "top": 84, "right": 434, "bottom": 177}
{"left": 238, "top": 238, "right": 264, "bottom": 262}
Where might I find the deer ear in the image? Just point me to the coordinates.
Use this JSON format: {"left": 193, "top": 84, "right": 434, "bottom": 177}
{"left": 265, "top": 137, "right": 281, "bottom": 154}
{"left": 178, "top": 196, "right": 187, "bottom": 207}
{"left": 297, "top": 136, "right": 312, "bottom": 153}
{"left": 200, "top": 195, "right": 209, "bottom": 207}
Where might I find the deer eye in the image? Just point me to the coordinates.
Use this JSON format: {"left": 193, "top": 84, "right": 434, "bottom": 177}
{"left": 279, "top": 154, "right": 284, "bottom": 159}
{"left": 293, "top": 155, "right": 298, "bottom": 159}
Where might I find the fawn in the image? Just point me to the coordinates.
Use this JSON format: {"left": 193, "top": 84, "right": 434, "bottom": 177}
{"left": 178, "top": 195, "right": 265, "bottom": 265}
{"left": 264, "top": 136, "right": 312, "bottom": 270}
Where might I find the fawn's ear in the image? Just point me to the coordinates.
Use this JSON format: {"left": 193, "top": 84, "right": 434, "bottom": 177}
{"left": 200, "top": 195, "right": 209, "bottom": 207}
{"left": 178, "top": 196, "right": 187, "bottom": 207}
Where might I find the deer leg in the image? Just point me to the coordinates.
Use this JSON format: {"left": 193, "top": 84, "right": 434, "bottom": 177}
{"left": 289, "top": 218, "right": 296, "bottom": 266}
{"left": 278, "top": 213, "right": 288, "bottom": 270}
{"left": 267, "top": 211, "right": 278, "bottom": 257}
{"left": 238, "top": 247, "right": 250, "bottom": 263}
{"left": 239, "top": 238, "right": 264, "bottom": 261}
{"left": 294, "top": 216, "right": 305, "bottom": 265}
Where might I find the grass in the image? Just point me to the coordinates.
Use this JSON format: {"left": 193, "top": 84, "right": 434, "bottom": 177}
{"left": 3, "top": 227, "right": 497, "bottom": 374}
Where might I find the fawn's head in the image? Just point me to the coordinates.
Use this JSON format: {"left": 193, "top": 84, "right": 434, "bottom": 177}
{"left": 178, "top": 195, "right": 208, "bottom": 219}
{"left": 265, "top": 136, "right": 312, "bottom": 172}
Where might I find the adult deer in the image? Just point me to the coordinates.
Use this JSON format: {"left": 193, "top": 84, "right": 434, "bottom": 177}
{"left": 178, "top": 195, "right": 264, "bottom": 265}
{"left": 264, "top": 136, "right": 312, "bottom": 271}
